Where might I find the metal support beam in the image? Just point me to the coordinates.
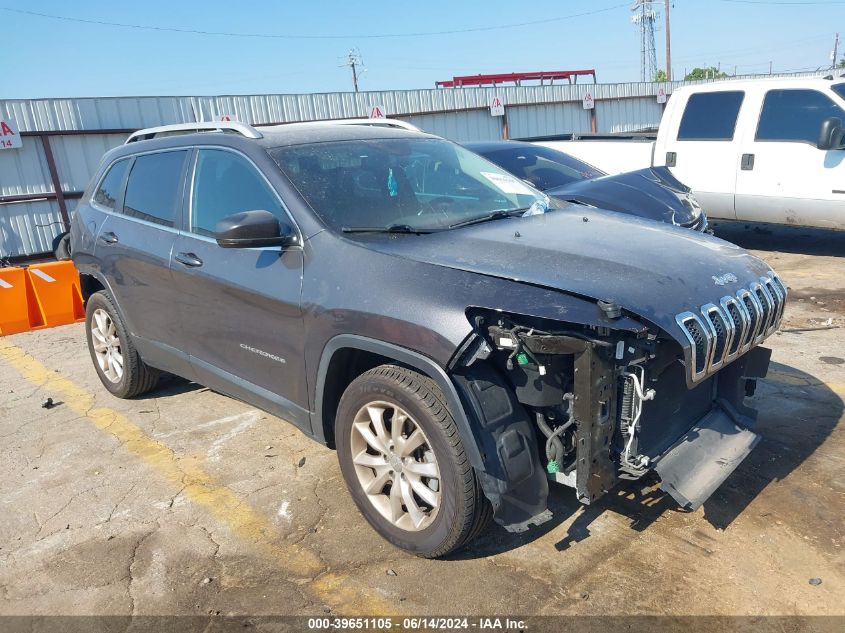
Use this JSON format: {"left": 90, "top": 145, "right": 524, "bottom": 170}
{"left": 38, "top": 135, "right": 70, "bottom": 231}
{"left": 0, "top": 191, "right": 83, "bottom": 205}
{"left": 573, "top": 345, "right": 617, "bottom": 504}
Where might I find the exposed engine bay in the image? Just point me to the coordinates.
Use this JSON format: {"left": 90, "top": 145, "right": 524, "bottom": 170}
{"left": 451, "top": 307, "right": 773, "bottom": 532}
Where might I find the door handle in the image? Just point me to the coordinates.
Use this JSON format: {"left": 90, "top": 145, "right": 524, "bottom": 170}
{"left": 98, "top": 231, "right": 119, "bottom": 245}
{"left": 175, "top": 252, "right": 203, "bottom": 268}
{"left": 666, "top": 151, "right": 677, "bottom": 167}
{"left": 741, "top": 154, "right": 755, "bottom": 171}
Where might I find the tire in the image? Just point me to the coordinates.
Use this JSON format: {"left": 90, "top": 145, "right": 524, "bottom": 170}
{"left": 52, "top": 232, "right": 71, "bottom": 261}
{"left": 335, "top": 364, "right": 491, "bottom": 558}
{"left": 84, "top": 291, "right": 159, "bottom": 398}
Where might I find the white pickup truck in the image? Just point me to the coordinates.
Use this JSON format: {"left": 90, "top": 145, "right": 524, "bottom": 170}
{"left": 538, "top": 76, "right": 845, "bottom": 230}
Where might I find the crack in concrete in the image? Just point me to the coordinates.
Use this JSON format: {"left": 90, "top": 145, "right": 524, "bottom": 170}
{"left": 146, "top": 398, "right": 163, "bottom": 436}
{"left": 104, "top": 483, "right": 138, "bottom": 524}
{"left": 126, "top": 524, "right": 159, "bottom": 616}
{"left": 33, "top": 482, "right": 110, "bottom": 540}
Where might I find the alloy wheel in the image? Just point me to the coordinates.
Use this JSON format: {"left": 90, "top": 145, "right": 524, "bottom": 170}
{"left": 90, "top": 308, "right": 123, "bottom": 383}
{"left": 350, "top": 401, "right": 441, "bottom": 531}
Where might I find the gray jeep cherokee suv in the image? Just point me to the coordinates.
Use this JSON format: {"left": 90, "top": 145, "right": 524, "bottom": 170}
{"left": 71, "top": 121, "right": 785, "bottom": 557}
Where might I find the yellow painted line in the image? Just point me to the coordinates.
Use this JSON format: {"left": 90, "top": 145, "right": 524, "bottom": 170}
{"left": 0, "top": 338, "right": 394, "bottom": 615}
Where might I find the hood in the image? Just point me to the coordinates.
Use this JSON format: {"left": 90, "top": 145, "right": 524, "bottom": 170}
{"left": 358, "top": 209, "right": 773, "bottom": 344}
{"left": 546, "top": 167, "right": 701, "bottom": 228}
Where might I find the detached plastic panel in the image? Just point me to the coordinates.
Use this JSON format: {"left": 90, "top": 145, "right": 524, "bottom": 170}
{"left": 654, "top": 407, "right": 761, "bottom": 510}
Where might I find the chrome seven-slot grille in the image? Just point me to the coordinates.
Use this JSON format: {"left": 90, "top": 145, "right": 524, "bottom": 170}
{"left": 675, "top": 272, "right": 787, "bottom": 384}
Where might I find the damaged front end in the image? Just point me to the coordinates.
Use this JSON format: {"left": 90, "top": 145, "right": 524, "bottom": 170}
{"left": 450, "top": 280, "right": 784, "bottom": 532}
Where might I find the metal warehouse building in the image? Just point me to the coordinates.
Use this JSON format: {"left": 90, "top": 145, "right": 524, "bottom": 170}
{"left": 0, "top": 71, "right": 826, "bottom": 260}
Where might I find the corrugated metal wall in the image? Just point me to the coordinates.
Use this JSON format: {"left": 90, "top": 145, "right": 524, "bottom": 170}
{"left": 0, "top": 200, "right": 64, "bottom": 259}
{"left": 0, "top": 71, "right": 828, "bottom": 258}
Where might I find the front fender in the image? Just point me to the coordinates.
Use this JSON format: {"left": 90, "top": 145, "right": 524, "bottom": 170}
{"left": 452, "top": 363, "right": 551, "bottom": 532}
{"left": 313, "top": 335, "right": 551, "bottom": 531}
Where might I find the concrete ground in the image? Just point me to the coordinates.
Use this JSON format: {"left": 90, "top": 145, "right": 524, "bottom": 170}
{"left": 0, "top": 223, "right": 843, "bottom": 619}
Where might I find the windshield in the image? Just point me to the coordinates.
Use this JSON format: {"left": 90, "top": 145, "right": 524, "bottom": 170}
{"left": 269, "top": 138, "right": 559, "bottom": 232}
{"left": 468, "top": 144, "right": 606, "bottom": 191}
{"left": 833, "top": 83, "right": 845, "bottom": 102}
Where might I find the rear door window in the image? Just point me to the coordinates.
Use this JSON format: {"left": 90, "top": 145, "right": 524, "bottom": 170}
{"left": 756, "top": 89, "right": 845, "bottom": 144}
{"left": 677, "top": 91, "right": 745, "bottom": 141}
{"left": 93, "top": 159, "right": 129, "bottom": 210}
{"left": 123, "top": 151, "right": 188, "bottom": 227}
{"left": 190, "top": 149, "right": 284, "bottom": 237}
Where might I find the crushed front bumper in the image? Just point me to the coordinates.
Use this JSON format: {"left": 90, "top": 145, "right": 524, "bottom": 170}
{"left": 653, "top": 406, "right": 760, "bottom": 510}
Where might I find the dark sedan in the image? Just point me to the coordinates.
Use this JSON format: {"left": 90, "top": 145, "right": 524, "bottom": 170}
{"left": 464, "top": 140, "right": 709, "bottom": 232}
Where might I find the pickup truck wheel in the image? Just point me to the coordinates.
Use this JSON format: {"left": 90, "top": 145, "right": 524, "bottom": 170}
{"left": 85, "top": 291, "right": 159, "bottom": 398}
{"left": 336, "top": 364, "right": 491, "bottom": 558}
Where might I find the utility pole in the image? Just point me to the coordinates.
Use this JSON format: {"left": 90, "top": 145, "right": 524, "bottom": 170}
{"left": 664, "top": 0, "right": 672, "bottom": 81}
{"left": 832, "top": 33, "right": 840, "bottom": 70}
{"left": 344, "top": 49, "right": 363, "bottom": 92}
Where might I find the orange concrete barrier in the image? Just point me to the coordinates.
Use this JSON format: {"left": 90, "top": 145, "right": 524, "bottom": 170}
{"left": 0, "top": 261, "right": 85, "bottom": 336}
{"left": 25, "top": 261, "right": 85, "bottom": 329}
{"left": 0, "top": 267, "right": 44, "bottom": 335}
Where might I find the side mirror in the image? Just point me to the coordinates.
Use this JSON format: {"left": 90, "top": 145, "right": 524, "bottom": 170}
{"left": 817, "top": 117, "right": 845, "bottom": 150}
{"left": 215, "top": 210, "right": 297, "bottom": 249}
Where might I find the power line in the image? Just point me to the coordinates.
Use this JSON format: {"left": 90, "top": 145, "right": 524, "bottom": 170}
{"left": 0, "top": 4, "right": 631, "bottom": 40}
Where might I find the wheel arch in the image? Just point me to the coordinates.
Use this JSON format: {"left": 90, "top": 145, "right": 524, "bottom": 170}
{"left": 312, "top": 335, "right": 484, "bottom": 470}
{"left": 79, "top": 271, "right": 110, "bottom": 304}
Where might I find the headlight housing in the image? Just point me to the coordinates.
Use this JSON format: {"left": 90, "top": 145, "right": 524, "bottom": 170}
{"left": 680, "top": 193, "right": 703, "bottom": 221}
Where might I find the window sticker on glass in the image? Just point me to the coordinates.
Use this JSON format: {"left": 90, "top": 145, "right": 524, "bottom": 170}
{"left": 480, "top": 171, "right": 536, "bottom": 196}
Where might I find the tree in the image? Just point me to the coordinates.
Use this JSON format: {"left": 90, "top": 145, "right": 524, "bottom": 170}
{"left": 838, "top": 57, "right": 845, "bottom": 69}
{"left": 654, "top": 69, "right": 668, "bottom": 82}
{"left": 685, "top": 67, "right": 729, "bottom": 81}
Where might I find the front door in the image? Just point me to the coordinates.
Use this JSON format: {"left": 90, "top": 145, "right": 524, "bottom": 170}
{"left": 734, "top": 88, "right": 845, "bottom": 230}
{"left": 661, "top": 89, "right": 746, "bottom": 220}
{"left": 170, "top": 148, "right": 308, "bottom": 428}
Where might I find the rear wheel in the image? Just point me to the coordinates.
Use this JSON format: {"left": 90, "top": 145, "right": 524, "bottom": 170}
{"left": 52, "top": 232, "right": 71, "bottom": 261}
{"left": 85, "top": 291, "right": 159, "bottom": 398}
{"left": 336, "top": 364, "right": 491, "bottom": 557}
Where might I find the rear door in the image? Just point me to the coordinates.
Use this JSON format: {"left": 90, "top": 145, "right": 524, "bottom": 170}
{"left": 94, "top": 149, "right": 192, "bottom": 374}
{"left": 660, "top": 90, "right": 746, "bottom": 220}
{"left": 170, "top": 147, "right": 308, "bottom": 428}
{"left": 734, "top": 88, "right": 845, "bottom": 229}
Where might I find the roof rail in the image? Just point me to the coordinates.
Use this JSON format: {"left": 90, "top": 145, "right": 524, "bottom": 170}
{"left": 125, "top": 121, "right": 263, "bottom": 144}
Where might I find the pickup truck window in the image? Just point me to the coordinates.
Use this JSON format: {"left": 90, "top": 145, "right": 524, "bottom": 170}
{"left": 832, "top": 84, "right": 845, "bottom": 101}
{"left": 756, "top": 89, "right": 845, "bottom": 144}
{"left": 677, "top": 91, "right": 745, "bottom": 141}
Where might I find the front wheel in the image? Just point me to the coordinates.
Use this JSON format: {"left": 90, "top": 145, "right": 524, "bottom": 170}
{"left": 335, "top": 365, "right": 491, "bottom": 558}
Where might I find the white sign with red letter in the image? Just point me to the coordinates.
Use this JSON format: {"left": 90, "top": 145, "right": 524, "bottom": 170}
{"left": 490, "top": 96, "right": 505, "bottom": 117}
{"left": 582, "top": 92, "right": 595, "bottom": 110}
{"left": 0, "top": 118, "right": 22, "bottom": 149}
{"left": 368, "top": 104, "right": 387, "bottom": 119}
{"left": 657, "top": 88, "right": 667, "bottom": 104}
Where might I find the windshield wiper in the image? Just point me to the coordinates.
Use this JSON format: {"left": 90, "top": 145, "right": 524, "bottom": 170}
{"left": 448, "top": 208, "right": 530, "bottom": 229}
{"left": 341, "top": 224, "right": 433, "bottom": 234}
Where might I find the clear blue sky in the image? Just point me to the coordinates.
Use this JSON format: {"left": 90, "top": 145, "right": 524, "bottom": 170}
{"left": 2, "top": 0, "right": 844, "bottom": 98}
